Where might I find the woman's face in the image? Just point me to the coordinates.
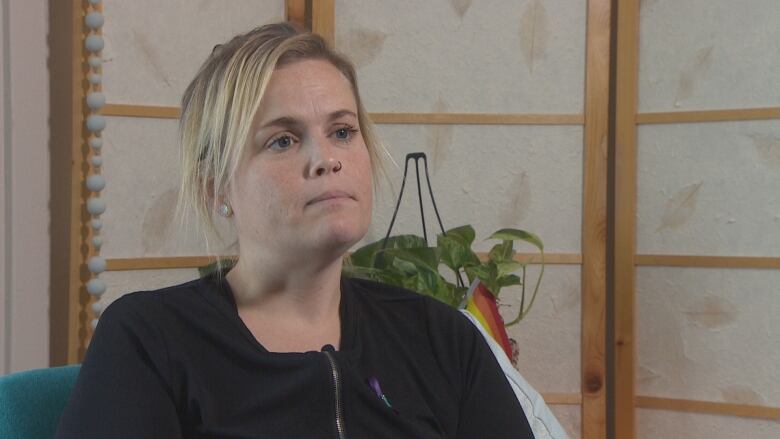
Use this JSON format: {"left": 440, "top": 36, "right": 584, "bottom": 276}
{"left": 227, "top": 59, "right": 373, "bottom": 260}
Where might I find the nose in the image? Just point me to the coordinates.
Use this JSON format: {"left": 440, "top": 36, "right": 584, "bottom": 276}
{"left": 310, "top": 157, "right": 342, "bottom": 177}
{"left": 306, "top": 136, "right": 342, "bottom": 178}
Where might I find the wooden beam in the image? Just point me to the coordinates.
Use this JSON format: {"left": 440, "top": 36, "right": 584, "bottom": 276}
{"left": 106, "top": 256, "right": 218, "bottom": 271}
{"left": 636, "top": 396, "right": 780, "bottom": 421}
{"left": 105, "top": 253, "right": 582, "bottom": 272}
{"left": 582, "top": 1, "right": 611, "bottom": 438}
{"left": 543, "top": 393, "right": 584, "bottom": 405}
{"left": 49, "top": 0, "right": 83, "bottom": 367}
{"left": 285, "top": 0, "right": 308, "bottom": 28}
{"left": 102, "top": 104, "right": 780, "bottom": 125}
{"left": 511, "top": 253, "right": 582, "bottom": 265}
{"left": 637, "top": 107, "right": 780, "bottom": 125}
{"left": 614, "top": 0, "right": 640, "bottom": 438}
{"left": 310, "top": 0, "right": 334, "bottom": 48}
{"left": 371, "top": 112, "right": 584, "bottom": 125}
{"left": 103, "top": 103, "right": 180, "bottom": 119}
{"left": 102, "top": 103, "right": 584, "bottom": 126}
{"left": 636, "top": 254, "right": 780, "bottom": 269}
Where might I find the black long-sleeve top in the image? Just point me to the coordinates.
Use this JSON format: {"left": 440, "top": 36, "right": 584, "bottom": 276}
{"left": 56, "top": 273, "right": 534, "bottom": 438}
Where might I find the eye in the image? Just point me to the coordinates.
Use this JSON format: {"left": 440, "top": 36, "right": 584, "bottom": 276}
{"left": 332, "top": 125, "right": 359, "bottom": 142}
{"left": 266, "top": 134, "right": 297, "bottom": 151}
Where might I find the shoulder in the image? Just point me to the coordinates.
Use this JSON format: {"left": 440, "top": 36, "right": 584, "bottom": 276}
{"left": 346, "top": 277, "right": 478, "bottom": 338}
{"left": 347, "top": 278, "right": 463, "bottom": 316}
{"left": 97, "top": 276, "right": 213, "bottom": 331}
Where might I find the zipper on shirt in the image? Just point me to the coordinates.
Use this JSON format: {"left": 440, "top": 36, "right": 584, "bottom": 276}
{"left": 323, "top": 350, "right": 347, "bottom": 439}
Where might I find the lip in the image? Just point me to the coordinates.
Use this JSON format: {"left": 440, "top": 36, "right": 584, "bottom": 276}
{"left": 306, "top": 190, "right": 354, "bottom": 206}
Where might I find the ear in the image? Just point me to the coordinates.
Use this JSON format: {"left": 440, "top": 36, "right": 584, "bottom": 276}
{"left": 208, "top": 178, "right": 234, "bottom": 217}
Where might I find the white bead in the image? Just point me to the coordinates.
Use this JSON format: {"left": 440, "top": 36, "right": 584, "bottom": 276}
{"left": 89, "top": 137, "right": 103, "bottom": 149}
{"left": 86, "top": 92, "right": 105, "bottom": 110}
{"left": 86, "top": 174, "right": 106, "bottom": 192}
{"left": 86, "top": 115, "right": 106, "bottom": 132}
{"left": 85, "top": 35, "right": 104, "bottom": 53}
{"left": 88, "top": 256, "right": 107, "bottom": 274}
{"left": 91, "top": 219, "right": 103, "bottom": 230}
{"left": 91, "top": 301, "right": 103, "bottom": 315}
{"left": 88, "top": 56, "right": 102, "bottom": 68}
{"left": 92, "top": 236, "right": 103, "bottom": 249}
{"left": 91, "top": 155, "right": 103, "bottom": 167}
{"left": 88, "top": 73, "right": 102, "bottom": 85}
{"left": 90, "top": 318, "right": 99, "bottom": 330}
{"left": 87, "top": 197, "right": 106, "bottom": 215}
{"left": 85, "top": 12, "right": 104, "bottom": 29}
{"left": 86, "top": 278, "right": 106, "bottom": 296}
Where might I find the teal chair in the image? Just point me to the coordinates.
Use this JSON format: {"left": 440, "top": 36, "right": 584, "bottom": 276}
{"left": 0, "top": 365, "right": 81, "bottom": 439}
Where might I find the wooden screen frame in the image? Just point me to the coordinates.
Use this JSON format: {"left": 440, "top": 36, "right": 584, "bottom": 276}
{"left": 50, "top": 0, "right": 96, "bottom": 367}
{"left": 613, "top": 1, "right": 780, "bottom": 437}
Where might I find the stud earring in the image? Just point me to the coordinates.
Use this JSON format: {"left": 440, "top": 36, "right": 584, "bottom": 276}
{"left": 218, "top": 202, "right": 233, "bottom": 218}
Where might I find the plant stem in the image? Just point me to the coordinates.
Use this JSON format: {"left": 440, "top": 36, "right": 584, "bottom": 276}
{"left": 518, "top": 265, "right": 527, "bottom": 315}
{"left": 505, "top": 250, "right": 545, "bottom": 326}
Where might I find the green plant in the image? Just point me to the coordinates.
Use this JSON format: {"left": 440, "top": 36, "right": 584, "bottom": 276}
{"left": 198, "top": 225, "right": 545, "bottom": 327}
{"left": 343, "top": 225, "right": 544, "bottom": 327}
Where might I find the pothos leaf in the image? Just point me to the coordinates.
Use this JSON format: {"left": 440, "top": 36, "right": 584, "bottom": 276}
{"left": 441, "top": 224, "right": 476, "bottom": 248}
{"left": 496, "top": 260, "right": 524, "bottom": 278}
{"left": 497, "top": 274, "right": 522, "bottom": 288}
{"left": 488, "top": 228, "right": 544, "bottom": 251}
{"left": 438, "top": 234, "right": 480, "bottom": 273}
{"left": 488, "top": 241, "right": 515, "bottom": 263}
{"left": 348, "top": 234, "right": 427, "bottom": 268}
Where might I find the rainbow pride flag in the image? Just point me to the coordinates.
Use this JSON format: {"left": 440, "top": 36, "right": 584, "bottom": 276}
{"left": 463, "top": 278, "right": 513, "bottom": 360}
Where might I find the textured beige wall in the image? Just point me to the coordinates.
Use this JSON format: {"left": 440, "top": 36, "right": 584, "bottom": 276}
{"left": 0, "top": 0, "right": 50, "bottom": 374}
{"left": 637, "top": 0, "right": 780, "bottom": 436}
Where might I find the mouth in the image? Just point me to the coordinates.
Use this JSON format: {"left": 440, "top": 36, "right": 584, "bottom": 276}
{"left": 306, "top": 190, "right": 355, "bottom": 206}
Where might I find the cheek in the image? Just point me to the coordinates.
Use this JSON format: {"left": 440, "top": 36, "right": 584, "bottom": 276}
{"left": 233, "top": 166, "right": 296, "bottom": 218}
{"left": 358, "top": 153, "right": 374, "bottom": 216}
{"left": 355, "top": 150, "right": 373, "bottom": 198}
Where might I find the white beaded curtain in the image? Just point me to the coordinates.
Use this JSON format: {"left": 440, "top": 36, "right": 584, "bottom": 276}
{"left": 84, "top": 0, "right": 108, "bottom": 330}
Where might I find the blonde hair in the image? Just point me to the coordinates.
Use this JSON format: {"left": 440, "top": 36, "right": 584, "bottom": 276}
{"left": 177, "top": 22, "right": 385, "bottom": 252}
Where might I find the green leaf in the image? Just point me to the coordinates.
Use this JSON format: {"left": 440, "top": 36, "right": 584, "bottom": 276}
{"left": 465, "top": 264, "right": 496, "bottom": 285}
{"left": 438, "top": 234, "right": 481, "bottom": 273}
{"left": 488, "top": 228, "right": 544, "bottom": 251}
{"left": 401, "top": 274, "right": 419, "bottom": 292}
{"left": 442, "top": 225, "right": 476, "bottom": 247}
{"left": 198, "top": 258, "right": 237, "bottom": 277}
{"left": 348, "top": 234, "right": 427, "bottom": 268}
{"left": 497, "top": 274, "right": 522, "bottom": 288}
{"left": 454, "top": 286, "right": 469, "bottom": 307}
{"left": 391, "top": 258, "right": 420, "bottom": 276}
{"left": 496, "top": 260, "right": 524, "bottom": 277}
{"left": 417, "top": 269, "right": 447, "bottom": 298}
{"left": 488, "top": 241, "right": 515, "bottom": 263}
{"left": 384, "top": 247, "right": 440, "bottom": 273}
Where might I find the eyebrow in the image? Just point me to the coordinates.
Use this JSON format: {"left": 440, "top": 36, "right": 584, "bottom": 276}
{"left": 259, "top": 109, "right": 358, "bottom": 130}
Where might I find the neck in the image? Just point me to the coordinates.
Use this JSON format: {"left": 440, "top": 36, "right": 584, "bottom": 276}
{"left": 226, "top": 250, "right": 345, "bottom": 324}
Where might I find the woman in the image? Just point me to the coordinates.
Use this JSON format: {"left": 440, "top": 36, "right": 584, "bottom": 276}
{"left": 56, "top": 23, "right": 535, "bottom": 438}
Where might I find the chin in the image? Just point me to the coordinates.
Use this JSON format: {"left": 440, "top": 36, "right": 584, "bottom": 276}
{"left": 317, "top": 219, "right": 368, "bottom": 253}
